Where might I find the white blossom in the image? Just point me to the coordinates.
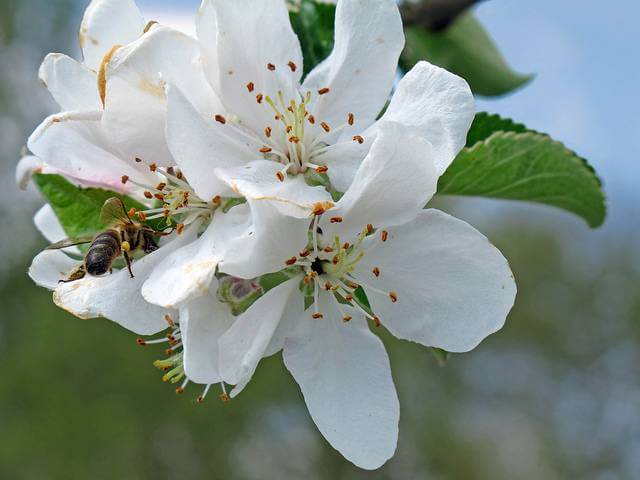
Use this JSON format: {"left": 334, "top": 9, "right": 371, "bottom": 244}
{"left": 22, "top": 0, "right": 516, "bottom": 471}
{"left": 185, "top": 121, "right": 518, "bottom": 469}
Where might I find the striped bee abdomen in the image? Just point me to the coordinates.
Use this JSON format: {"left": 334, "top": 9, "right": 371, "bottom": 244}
{"left": 86, "top": 230, "right": 121, "bottom": 276}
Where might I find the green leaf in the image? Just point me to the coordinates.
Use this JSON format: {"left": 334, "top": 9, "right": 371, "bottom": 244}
{"left": 401, "top": 12, "right": 533, "bottom": 97}
{"left": 437, "top": 132, "right": 606, "bottom": 228}
{"left": 466, "top": 112, "right": 531, "bottom": 147}
{"left": 33, "top": 174, "right": 156, "bottom": 238}
{"left": 289, "top": 0, "right": 336, "bottom": 77}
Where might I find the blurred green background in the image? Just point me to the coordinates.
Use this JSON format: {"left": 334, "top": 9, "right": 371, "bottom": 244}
{"left": 1, "top": 1, "right": 639, "bottom": 479}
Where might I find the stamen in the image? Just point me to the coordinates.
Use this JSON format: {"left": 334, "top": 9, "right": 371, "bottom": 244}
{"left": 330, "top": 216, "right": 343, "bottom": 224}
{"left": 389, "top": 291, "right": 398, "bottom": 303}
{"left": 353, "top": 135, "right": 365, "bottom": 144}
{"left": 128, "top": 208, "right": 136, "bottom": 218}
{"left": 348, "top": 113, "right": 355, "bottom": 125}
{"left": 265, "top": 126, "right": 272, "bottom": 138}
{"left": 219, "top": 382, "right": 229, "bottom": 403}
{"left": 372, "top": 267, "right": 380, "bottom": 278}
{"left": 260, "top": 147, "right": 273, "bottom": 153}
{"left": 214, "top": 114, "right": 226, "bottom": 124}
{"left": 318, "top": 87, "right": 330, "bottom": 95}
{"left": 381, "top": 230, "right": 389, "bottom": 242}
{"left": 288, "top": 61, "right": 298, "bottom": 72}
{"left": 246, "top": 82, "right": 255, "bottom": 92}
{"left": 176, "top": 378, "right": 188, "bottom": 394}
{"left": 121, "top": 175, "right": 129, "bottom": 184}
{"left": 256, "top": 94, "right": 264, "bottom": 104}
{"left": 312, "top": 202, "right": 333, "bottom": 216}
{"left": 320, "top": 122, "right": 331, "bottom": 133}
{"left": 176, "top": 223, "right": 185, "bottom": 235}
{"left": 196, "top": 384, "right": 211, "bottom": 404}
{"left": 267, "top": 63, "right": 276, "bottom": 71}
{"left": 286, "top": 256, "right": 297, "bottom": 266}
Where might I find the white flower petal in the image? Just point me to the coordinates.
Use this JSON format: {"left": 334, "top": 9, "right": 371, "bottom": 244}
{"left": 142, "top": 205, "right": 251, "bottom": 309}
{"left": 319, "top": 139, "right": 369, "bottom": 193}
{"left": 208, "top": 0, "right": 303, "bottom": 134}
{"left": 27, "top": 110, "right": 154, "bottom": 191}
{"left": 53, "top": 223, "right": 200, "bottom": 335}
{"left": 216, "top": 160, "right": 334, "bottom": 218}
{"left": 219, "top": 199, "right": 310, "bottom": 279}
{"left": 303, "top": 0, "right": 404, "bottom": 135}
{"left": 379, "top": 61, "right": 475, "bottom": 175}
{"left": 219, "top": 279, "right": 299, "bottom": 394}
{"left": 29, "top": 250, "right": 79, "bottom": 291}
{"left": 324, "top": 121, "right": 437, "bottom": 240}
{"left": 34, "top": 204, "right": 65, "bottom": 243}
{"left": 33, "top": 205, "right": 81, "bottom": 255}
{"left": 15, "top": 155, "right": 44, "bottom": 190}
{"left": 181, "top": 284, "right": 236, "bottom": 384}
{"left": 283, "top": 292, "right": 399, "bottom": 470}
{"left": 39, "top": 53, "right": 101, "bottom": 111}
{"left": 357, "top": 209, "right": 517, "bottom": 353}
{"left": 103, "top": 26, "right": 221, "bottom": 167}
{"left": 196, "top": 0, "right": 220, "bottom": 93}
{"left": 263, "top": 283, "right": 308, "bottom": 357}
{"left": 166, "top": 85, "right": 255, "bottom": 200}
{"left": 80, "top": 0, "right": 146, "bottom": 71}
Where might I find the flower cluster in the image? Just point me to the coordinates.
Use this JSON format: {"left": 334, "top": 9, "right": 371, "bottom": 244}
{"left": 23, "top": 0, "right": 516, "bottom": 469}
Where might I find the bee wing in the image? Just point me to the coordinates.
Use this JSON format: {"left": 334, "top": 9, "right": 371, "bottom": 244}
{"left": 46, "top": 237, "right": 94, "bottom": 250}
{"left": 100, "top": 197, "right": 133, "bottom": 227}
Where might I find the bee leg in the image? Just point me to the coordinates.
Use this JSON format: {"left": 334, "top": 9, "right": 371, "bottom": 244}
{"left": 123, "top": 252, "right": 135, "bottom": 279}
{"left": 142, "top": 231, "right": 160, "bottom": 253}
{"left": 59, "top": 264, "right": 87, "bottom": 283}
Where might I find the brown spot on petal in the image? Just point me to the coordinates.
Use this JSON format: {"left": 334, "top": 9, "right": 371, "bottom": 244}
{"left": 97, "top": 44, "right": 122, "bottom": 107}
{"left": 143, "top": 20, "right": 159, "bottom": 34}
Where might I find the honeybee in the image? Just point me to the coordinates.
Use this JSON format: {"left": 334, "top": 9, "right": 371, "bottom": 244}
{"left": 48, "top": 197, "right": 160, "bottom": 282}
